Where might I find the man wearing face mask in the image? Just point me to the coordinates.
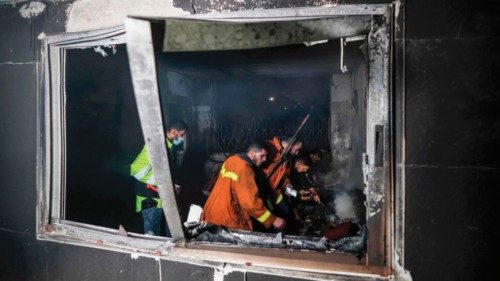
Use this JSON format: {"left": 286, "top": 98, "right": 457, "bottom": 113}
{"left": 130, "top": 120, "right": 187, "bottom": 236}
{"left": 201, "top": 142, "right": 286, "bottom": 231}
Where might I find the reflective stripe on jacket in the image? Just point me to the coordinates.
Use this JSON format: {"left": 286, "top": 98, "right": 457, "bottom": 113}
{"left": 135, "top": 196, "right": 163, "bottom": 212}
{"left": 130, "top": 139, "right": 173, "bottom": 186}
{"left": 131, "top": 138, "right": 173, "bottom": 212}
{"left": 201, "top": 154, "right": 275, "bottom": 231}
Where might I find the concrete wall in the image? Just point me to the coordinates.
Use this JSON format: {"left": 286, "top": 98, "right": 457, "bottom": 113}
{"left": 1, "top": 0, "right": 498, "bottom": 280}
{"left": 402, "top": 1, "right": 498, "bottom": 280}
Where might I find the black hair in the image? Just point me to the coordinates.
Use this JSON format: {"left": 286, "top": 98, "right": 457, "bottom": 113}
{"left": 282, "top": 137, "right": 302, "bottom": 146}
{"left": 295, "top": 156, "right": 310, "bottom": 166}
{"left": 166, "top": 119, "right": 188, "bottom": 132}
{"left": 247, "top": 141, "right": 267, "bottom": 153}
{"left": 309, "top": 148, "right": 323, "bottom": 158}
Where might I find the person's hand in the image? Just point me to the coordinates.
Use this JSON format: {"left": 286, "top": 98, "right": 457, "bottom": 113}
{"left": 174, "top": 184, "right": 181, "bottom": 194}
{"left": 309, "top": 187, "right": 321, "bottom": 203}
{"left": 299, "top": 189, "right": 312, "bottom": 201}
{"left": 272, "top": 217, "right": 286, "bottom": 230}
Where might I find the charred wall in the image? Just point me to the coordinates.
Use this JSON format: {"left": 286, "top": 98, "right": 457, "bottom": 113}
{"left": 0, "top": 0, "right": 499, "bottom": 280}
{"left": 403, "top": 1, "right": 499, "bottom": 280}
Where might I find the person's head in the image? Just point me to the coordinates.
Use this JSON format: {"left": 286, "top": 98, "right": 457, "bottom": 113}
{"left": 308, "top": 148, "right": 323, "bottom": 164}
{"left": 294, "top": 157, "right": 310, "bottom": 173}
{"left": 281, "top": 138, "right": 303, "bottom": 156}
{"left": 246, "top": 142, "right": 268, "bottom": 167}
{"left": 165, "top": 120, "right": 188, "bottom": 144}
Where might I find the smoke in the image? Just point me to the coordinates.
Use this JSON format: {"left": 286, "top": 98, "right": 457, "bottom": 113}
{"left": 319, "top": 170, "right": 337, "bottom": 189}
{"left": 333, "top": 192, "right": 356, "bottom": 219}
{"left": 319, "top": 169, "right": 363, "bottom": 192}
{"left": 318, "top": 170, "right": 365, "bottom": 222}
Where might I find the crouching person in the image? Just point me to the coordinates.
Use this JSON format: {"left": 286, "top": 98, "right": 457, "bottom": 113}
{"left": 201, "top": 142, "right": 285, "bottom": 231}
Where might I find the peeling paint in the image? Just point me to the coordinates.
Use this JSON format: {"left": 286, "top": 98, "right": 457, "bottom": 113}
{"left": 363, "top": 15, "right": 390, "bottom": 222}
{"left": 363, "top": 152, "right": 384, "bottom": 219}
{"left": 66, "top": 0, "right": 189, "bottom": 32}
{"left": 93, "top": 46, "right": 108, "bottom": 57}
{"left": 2, "top": 0, "right": 26, "bottom": 7}
{"left": 193, "top": 0, "right": 339, "bottom": 13}
{"left": 163, "top": 16, "right": 371, "bottom": 52}
{"left": 362, "top": 152, "right": 383, "bottom": 219}
{"left": 394, "top": 254, "right": 413, "bottom": 281}
{"left": 213, "top": 264, "right": 235, "bottom": 281}
{"left": 394, "top": 1, "right": 403, "bottom": 35}
{"left": 93, "top": 45, "right": 117, "bottom": 57}
{"left": 362, "top": 153, "right": 370, "bottom": 187}
{"left": 19, "top": 1, "right": 46, "bottom": 19}
{"left": 37, "top": 32, "right": 46, "bottom": 40}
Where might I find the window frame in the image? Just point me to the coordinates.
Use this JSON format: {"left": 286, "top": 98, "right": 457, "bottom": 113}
{"left": 37, "top": 4, "right": 400, "bottom": 280}
{"left": 37, "top": 26, "right": 177, "bottom": 250}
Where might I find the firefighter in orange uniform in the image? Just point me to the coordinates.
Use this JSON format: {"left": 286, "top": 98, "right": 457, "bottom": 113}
{"left": 201, "top": 142, "right": 286, "bottom": 231}
{"left": 262, "top": 137, "right": 303, "bottom": 215}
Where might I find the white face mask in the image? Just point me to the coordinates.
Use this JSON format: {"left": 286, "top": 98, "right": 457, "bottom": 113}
{"left": 173, "top": 137, "right": 184, "bottom": 145}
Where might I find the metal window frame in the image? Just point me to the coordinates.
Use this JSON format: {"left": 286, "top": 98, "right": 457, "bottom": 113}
{"left": 36, "top": 4, "right": 403, "bottom": 280}
{"left": 127, "top": 2, "right": 393, "bottom": 265}
{"left": 36, "top": 26, "right": 179, "bottom": 247}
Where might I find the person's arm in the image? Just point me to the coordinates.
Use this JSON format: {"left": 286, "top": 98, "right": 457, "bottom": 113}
{"left": 234, "top": 165, "right": 277, "bottom": 228}
{"left": 265, "top": 163, "right": 288, "bottom": 191}
{"left": 167, "top": 143, "right": 181, "bottom": 193}
{"left": 130, "top": 145, "right": 155, "bottom": 185}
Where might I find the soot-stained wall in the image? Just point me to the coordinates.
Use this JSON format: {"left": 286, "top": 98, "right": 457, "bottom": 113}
{"left": 1, "top": 0, "right": 499, "bottom": 281}
{"left": 403, "top": 1, "right": 499, "bottom": 280}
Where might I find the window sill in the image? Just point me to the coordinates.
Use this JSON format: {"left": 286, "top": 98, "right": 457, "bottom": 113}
{"left": 183, "top": 242, "right": 389, "bottom": 276}
{"left": 38, "top": 221, "right": 390, "bottom": 279}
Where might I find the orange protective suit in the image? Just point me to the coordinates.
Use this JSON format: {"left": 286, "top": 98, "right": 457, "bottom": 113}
{"left": 201, "top": 154, "right": 275, "bottom": 231}
{"left": 262, "top": 137, "right": 291, "bottom": 204}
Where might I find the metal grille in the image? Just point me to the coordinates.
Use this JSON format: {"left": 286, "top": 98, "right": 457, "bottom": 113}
{"left": 210, "top": 116, "right": 330, "bottom": 153}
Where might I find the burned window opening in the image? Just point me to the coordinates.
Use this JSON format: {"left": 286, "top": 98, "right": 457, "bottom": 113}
{"left": 150, "top": 36, "right": 369, "bottom": 253}
{"left": 127, "top": 13, "right": 390, "bottom": 264}
{"left": 38, "top": 5, "right": 395, "bottom": 278}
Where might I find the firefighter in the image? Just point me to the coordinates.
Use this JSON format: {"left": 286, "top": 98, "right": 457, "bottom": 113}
{"left": 290, "top": 157, "right": 325, "bottom": 236}
{"left": 262, "top": 137, "right": 303, "bottom": 219}
{"left": 292, "top": 157, "right": 321, "bottom": 205}
{"left": 130, "top": 120, "right": 187, "bottom": 236}
{"left": 201, "top": 142, "right": 286, "bottom": 231}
